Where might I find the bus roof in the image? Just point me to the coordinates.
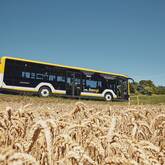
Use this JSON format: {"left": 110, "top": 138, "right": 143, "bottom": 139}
{"left": 2, "top": 56, "right": 128, "bottom": 78}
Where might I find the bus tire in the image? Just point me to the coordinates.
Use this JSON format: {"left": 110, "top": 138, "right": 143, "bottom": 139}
{"left": 38, "top": 86, "right": 52, "bottom": 97}
{"left": 104, "top": 93, "right": 113, "bottom": 101}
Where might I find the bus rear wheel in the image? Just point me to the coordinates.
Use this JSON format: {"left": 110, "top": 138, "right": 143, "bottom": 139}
{"left": 38, "top": 86, "right": 51, "bottom": 97}
{"left": 104, "top": 93, "right": 113, "bottom": 101}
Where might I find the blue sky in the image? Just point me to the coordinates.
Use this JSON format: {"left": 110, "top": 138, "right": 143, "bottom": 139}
{"left": 0, "top": 0, "right": 165, "bottom": 85}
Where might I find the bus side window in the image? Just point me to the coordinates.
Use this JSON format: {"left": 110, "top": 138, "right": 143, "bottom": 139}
{"left": 82, "top": 79, "right": 86, "bottom": 91}
{"left": 22, "top": 72, "right": 31, "bottom": 79}
{"left": 97, "top": 81, "right": 102, "bottom": 92}
{"left": 57, "top": 76, "right": 65, "bottom": 82}
{"left": 97, "top": 81, "right": 102, "bottom": 88}
{"left": 56, "top": 70, "right": 66, "bottom": 90}
{"left": 49, "top": 75, "right": 56, "bottom": 81}
{"left": 86, "top": 79, "right": 97, "bottom": 89}
{"left": 67, "top": 77, "right": 71, "bottom": 84}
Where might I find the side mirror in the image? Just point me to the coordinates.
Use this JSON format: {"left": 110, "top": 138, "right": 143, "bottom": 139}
{"left": 128, "top": 78, "right": 135, "bottom": 84}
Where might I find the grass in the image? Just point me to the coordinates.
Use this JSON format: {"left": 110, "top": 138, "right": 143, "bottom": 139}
{"left": 130, "top": 94, "right": 165, "bottom": 105}
{"left": 0, "top": 93, "right": 165, "bottom": 106}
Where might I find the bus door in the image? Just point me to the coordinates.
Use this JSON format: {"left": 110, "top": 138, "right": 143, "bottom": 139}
{"left": 66, "top": 72, "right": 81, "bottom": 96}
{"left": 115, "top": 79, "right": 128, "bottom": 99}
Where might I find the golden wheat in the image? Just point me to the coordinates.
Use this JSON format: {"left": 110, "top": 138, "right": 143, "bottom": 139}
{"left": 0, "top": 96, "right": 164, "bottom": 165}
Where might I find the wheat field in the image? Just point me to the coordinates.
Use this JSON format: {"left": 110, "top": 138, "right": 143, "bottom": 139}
{"left": 0, "top": 95, "right": 164, "bottom": 165}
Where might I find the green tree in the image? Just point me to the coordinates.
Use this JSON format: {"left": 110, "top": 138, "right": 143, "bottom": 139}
{"left": 130, "top": 82, "right": 139, "bottom": 94}
{"left": 138, "top": 80, "right": 156, "bottom": 95}
{"left": 129, "top": 80, "right": 165, "bottom": 95}
{"left": 156, "top": 86, "right": 165, "bottom": 95}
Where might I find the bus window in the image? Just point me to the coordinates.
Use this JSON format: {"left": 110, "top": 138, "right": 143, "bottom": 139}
{"left": 57, "top": 76, "right": 65, "bottom": 82}
{"left": 48, "top": 75, "right": 56, "bottom": 81}
{"left": 22, "top": 72, "right": 31, "bottom": 79}
{"left": 97, "top": 81, "right": 102, "bottom": 88}
{"left": 67, "top": 77, "right": 71, "bottom": 84}
{"left": 56, "top": 70, "right": 66, "bottom": 90}
{"left": 86, "top": 80, "right": 97, "bottom": 89}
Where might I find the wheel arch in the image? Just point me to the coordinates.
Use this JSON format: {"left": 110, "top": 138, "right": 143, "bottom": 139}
{"left": 102, "top": 89, "right": 117, "bottom": 99}
{"left": 35, "top": 82, "right": 55, "bottom": 93}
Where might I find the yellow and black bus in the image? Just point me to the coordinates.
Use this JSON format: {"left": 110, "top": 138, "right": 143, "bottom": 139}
{"left": 0, "top": 56, "right": 132, "bottom": 101}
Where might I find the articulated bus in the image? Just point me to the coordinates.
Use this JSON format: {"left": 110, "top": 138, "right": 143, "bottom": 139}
{"left": 0, "top": 56, "right": 132, "bottom": 101}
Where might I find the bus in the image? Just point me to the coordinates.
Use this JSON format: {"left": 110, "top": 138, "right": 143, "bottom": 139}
{"left": 0, "top": 56, "right": 132, "bottom": 101}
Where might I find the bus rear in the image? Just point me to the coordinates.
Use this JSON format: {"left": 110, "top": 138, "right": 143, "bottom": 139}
{"left": 0, "top": 58, "right": 4, "bottom": 88}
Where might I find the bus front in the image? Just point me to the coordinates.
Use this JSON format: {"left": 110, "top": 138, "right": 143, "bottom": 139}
{"left": 115, "top": 77, "right": 129, "bottom": 100}
{"left": 115, "top": 77, "right": 134, "bottom": 101}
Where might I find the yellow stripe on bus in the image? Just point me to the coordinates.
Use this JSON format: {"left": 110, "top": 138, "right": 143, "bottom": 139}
{"left": 2, "top": 87, "right": 37, "bottom": 92}
{"left": 0, "top": 65, "right": 2, "bottom": 73}
{"left": 0, "top": 58, "right": 5, "bottom": 73}
{"left": 53, "top": 91, "right": 66, "bottom": 94}
{"left": 81, "top": 93, "right": 102, "bottom": 97}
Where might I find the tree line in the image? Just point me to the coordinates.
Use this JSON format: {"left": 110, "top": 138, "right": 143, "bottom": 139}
{"left": 130, "top": 80, "right": 165, "bottom": 95}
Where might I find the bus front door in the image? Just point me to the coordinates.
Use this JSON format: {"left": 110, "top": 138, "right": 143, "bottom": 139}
{"left": 66, "top": 72, "right": 81, "bottom": 97}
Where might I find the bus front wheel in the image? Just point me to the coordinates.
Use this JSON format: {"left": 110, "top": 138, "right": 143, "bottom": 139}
{"left": 38, "top": 86, "right": 51, "bottom": 97}
{"left": 104, "top": 93, "right": 113, "bottom": 101}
